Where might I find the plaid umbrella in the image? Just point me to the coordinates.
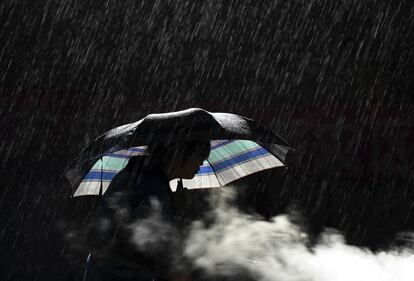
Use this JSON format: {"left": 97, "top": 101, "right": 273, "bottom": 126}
{"left": 65, "top": 108, "right": 290, "bottom": 196}
{"left": 74, "top": 139, "right": 287, "bottom": 196}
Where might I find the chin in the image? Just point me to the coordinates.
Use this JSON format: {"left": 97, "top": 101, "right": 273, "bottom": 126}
{"left": 183, "top": 173, "right": 196, "bottom": 179}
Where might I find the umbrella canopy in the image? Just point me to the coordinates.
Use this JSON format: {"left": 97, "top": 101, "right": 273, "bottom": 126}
{"left": 65, "top": 108, "right": 290, "bottom": 195}
{"left": 73, "top": 139, "right": 287, "bottom": 196}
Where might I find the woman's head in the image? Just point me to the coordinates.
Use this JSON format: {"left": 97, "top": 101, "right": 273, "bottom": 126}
{"left": 146, "top": 140, "right": 211, "bottom": 180}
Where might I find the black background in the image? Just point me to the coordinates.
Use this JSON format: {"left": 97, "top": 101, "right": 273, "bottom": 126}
{"left": 1, "top": 0, "right": 413, "bottom": 280}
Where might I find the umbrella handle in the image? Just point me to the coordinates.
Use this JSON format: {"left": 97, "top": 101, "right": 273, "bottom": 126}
{"left": 176, "top": 178, "right": 187, "bottom": 192}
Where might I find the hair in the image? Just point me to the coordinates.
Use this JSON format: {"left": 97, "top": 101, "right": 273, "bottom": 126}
{"left": 149, "top": 140, "right": 210, "bottom": 165}
{"left": 180, "top": 140, "right": 211, "bottom": 162}
{"left": 125, "top": 140, "right": 211, "bottom": 172}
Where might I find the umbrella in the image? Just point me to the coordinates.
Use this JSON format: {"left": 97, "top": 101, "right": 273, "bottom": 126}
{"left": 65, "top": 108, "right": 291, "bottom": 196}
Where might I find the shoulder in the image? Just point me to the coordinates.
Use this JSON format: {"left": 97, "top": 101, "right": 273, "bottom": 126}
{"left": 134, "top": 173, "right": 171, "bottom": 201}
{"left": 137, "top": 174, "right": 169, "bottom": 189}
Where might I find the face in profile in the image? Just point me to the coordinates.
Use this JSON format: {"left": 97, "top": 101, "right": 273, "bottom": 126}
{"left": 180, "top": 141, "right": 210, "bottom": 179}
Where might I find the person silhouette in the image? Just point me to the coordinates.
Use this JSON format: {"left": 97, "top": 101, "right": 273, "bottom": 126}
{"left": 82, "top": 140, "right": 211, "bottom": 281}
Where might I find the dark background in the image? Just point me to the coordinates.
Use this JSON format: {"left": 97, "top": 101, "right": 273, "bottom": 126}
{"left": 1, "top": 0, "right": 413, "bottom": 280}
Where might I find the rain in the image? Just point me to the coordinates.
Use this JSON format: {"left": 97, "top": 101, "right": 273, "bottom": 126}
{"left": 0, "top": 0, "right": 413, "bottom": 280}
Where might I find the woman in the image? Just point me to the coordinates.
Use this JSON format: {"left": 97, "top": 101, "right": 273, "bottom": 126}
{"left": 82, "top": 140, "right": 211, "bottom": 281}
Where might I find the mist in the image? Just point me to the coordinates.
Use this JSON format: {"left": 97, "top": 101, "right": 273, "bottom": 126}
{"left": 128, "top": 189, "right": 414, "bottom": 281}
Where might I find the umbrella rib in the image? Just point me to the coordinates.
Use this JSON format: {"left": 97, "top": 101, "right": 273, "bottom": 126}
{"left": 206, "top": 157, "right": 223, "bottom": 187}
{"left": 99, "top": 156, "right": 103, "bottom": 196}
